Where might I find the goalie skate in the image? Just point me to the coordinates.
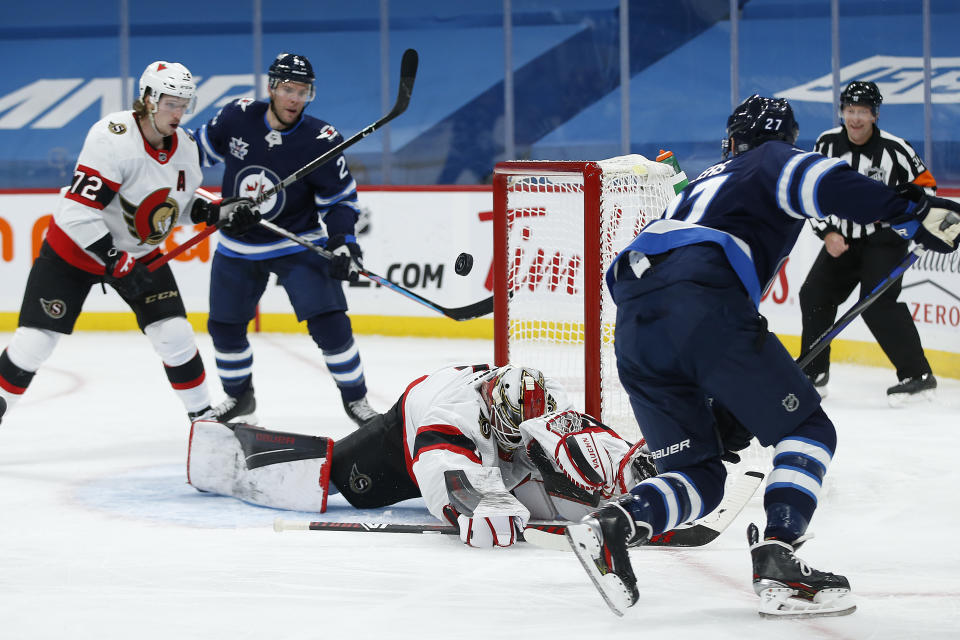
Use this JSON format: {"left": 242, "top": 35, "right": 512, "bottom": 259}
{"left": 749, "top": 523, "right": 855, "bottom": 619}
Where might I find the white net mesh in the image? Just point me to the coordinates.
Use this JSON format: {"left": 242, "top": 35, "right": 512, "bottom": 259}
{"left": 498, "top": 154, "right": 680, "bottom": 442}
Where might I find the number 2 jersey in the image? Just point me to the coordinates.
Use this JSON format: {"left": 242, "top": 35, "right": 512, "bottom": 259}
{"left": 194, "top": 98, "right": 360, "bottom": 260}
{"left": 47, "top": 111, "right": 203, "bottom": 273}
{"left": 607, "top": 141, "right": 917, "bottom": 307}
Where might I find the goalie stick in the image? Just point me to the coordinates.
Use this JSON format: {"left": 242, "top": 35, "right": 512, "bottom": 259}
{"left": 149, "top": 48, "right": 420, "bottom": 273}
{"left": 273, "top": 470, "right": 764, "bottom": 551}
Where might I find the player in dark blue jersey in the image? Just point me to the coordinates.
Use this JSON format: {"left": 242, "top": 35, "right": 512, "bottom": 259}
{"left": 193, "top": 53, "right": 377, "bottom": 427}
{"left": 565, "top": 95, "right": 960, "bottom": 617}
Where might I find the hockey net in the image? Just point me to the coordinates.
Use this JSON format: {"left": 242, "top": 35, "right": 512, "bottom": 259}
{"left": 492, "top": 154, "right": 683, "bottom": 443}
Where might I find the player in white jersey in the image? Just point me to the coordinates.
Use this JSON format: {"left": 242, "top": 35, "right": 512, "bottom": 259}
{"left": 187, "top": 364, "right": 655, "bottom": 547}
{"left": 0, "top": 61, "right": 258, "bottom": 424}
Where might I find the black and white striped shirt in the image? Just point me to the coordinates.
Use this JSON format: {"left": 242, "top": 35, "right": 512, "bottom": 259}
{"left": 810, "top": 124, "right": 936, "bottom": 239}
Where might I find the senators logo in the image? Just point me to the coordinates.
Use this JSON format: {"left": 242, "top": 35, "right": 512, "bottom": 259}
{"left": 348, "top": 464, "right": 372, "bottom": 494}
{"left": 40, "top": 298, "right": 67, "bottom": 319}
{"left": 119, "top": 188, "right": 180, "bottom": 245}
{"left": 108, "top": 121, "right": 127, "bottom": 135}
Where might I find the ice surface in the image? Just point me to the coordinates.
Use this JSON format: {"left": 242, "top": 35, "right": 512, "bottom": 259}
{"left": 0, "top": 332, "right": 957, "bottom": 639}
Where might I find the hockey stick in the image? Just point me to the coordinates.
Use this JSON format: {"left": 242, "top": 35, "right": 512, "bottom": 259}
{"left": 272, "top": 518, "right": 565, "bottom": 540}
{"left": 272, "top": 471, "right": 764, "bottom": 550}
{"left": 259, "top": 218, "right": 494, "bottom": 321}
{"left": 148, "top": 48, "right": 419, "bottom": 273}
{"left": 796, "top": 246, "right": 922, "bottom": 370}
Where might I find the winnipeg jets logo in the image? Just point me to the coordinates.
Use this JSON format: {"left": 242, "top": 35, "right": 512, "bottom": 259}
{"left": 782, "top": 393, "right": 800, "bottom": 412}
{"left": 236, "top": 97, "right": 255, "bottom": 111}
{"left": 119, "top": 188, "right": 179, "bottom": 245}
{"left": 229, "top": 137, "right": 249, "bottom": 160}
{"left": 265, "top": 130, "right": 282, "bottom": 148}
{"left": 235, "top": 165, "right": 282, "bottom": 218}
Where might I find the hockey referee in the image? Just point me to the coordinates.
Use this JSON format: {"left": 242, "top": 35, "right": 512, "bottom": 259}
{"left": 798, "top": 80, "right": 938, "bottom": 405}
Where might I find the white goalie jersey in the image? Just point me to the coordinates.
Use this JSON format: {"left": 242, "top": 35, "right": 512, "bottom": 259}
{"left": 402, "top": 365, "right": 644, "bottom": 523}
{"left": 46, "top": 110, "right": 203, "bottom": 271}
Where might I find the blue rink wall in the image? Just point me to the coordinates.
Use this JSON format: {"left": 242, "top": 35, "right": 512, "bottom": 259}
{"left": 2, "top": 0, "right": 960, "bottom": 188}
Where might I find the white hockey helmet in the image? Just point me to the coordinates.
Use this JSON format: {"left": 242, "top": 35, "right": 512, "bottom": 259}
{"left": 479, "top": 365, "right": 550, "bottom": 451}
{"left": 138, "top": 61, "right": 197, "bottom": 113}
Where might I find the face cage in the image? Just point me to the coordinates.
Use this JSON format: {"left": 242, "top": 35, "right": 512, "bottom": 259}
{"left": 269, "top": 77, "right": 316, "bottom": 103}
{"left": 490, "top": 403, "right": 525, "bottom": 451}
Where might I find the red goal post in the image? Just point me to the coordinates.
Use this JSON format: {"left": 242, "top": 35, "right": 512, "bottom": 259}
{"left": 492, "top": 154, "right": 685, "bottom": 442}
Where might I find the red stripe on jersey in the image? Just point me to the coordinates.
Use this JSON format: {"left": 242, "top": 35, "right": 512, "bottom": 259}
{"left": 44, "top": 219, "right": 108, "bottom": 274}
{"left": 400, "top": 374, "right": 430, "bottom": 486}
{"left": 170, "top": 371, "right": 206, "bottom": 390}
{"left": 415, "top": 423, "right": 464, "bottom": 438}
{"left": 411, "top": 443, "right": 482, "bottom": 467}
{"left": 76, "top": 164, "right": 121, "bottom": 191}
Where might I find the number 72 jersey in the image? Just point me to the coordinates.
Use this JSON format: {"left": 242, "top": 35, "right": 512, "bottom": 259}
{"left": 53, "top": 110, "right": 203, "bottom": 262}
{"left": 606, "top": 141, "right": 914, "bottom": 307}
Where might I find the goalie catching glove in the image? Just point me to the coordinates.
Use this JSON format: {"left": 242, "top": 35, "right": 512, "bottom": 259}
{"left": 520, "top": 409, "right": 656, "bottom": 499}
{"left": 890, "top": 184, "right": 960, "bottom": 253}
{"left": 190, "top": 196, "right": 261, "bottom": 235}
{"left": 325, "top": 234, "right": 363, "bottom": 282}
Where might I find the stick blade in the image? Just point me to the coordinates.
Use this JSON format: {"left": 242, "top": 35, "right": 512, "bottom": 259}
{"left": 392, "top": 48, "right": 419, "bottom": 114}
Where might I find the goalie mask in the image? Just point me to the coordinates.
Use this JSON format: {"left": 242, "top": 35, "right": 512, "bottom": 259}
{"left": 479, "top": 365, "right": 550, "bottom": 451}
{"left": 138, "top": 61, "right": 197, "bottom": 114}
{"left": 722, "top": 94, "right": 799, "bottom": 159}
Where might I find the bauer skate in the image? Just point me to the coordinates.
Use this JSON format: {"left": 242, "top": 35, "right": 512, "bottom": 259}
{"left": 566, "top": 497, "right": 650, "bottom": 616}
{"left": 748, "top": 523, "right": 855, "bottom": 618}
{"left": 210, "top": 387, "right": 258, "bottom": 425}
{"left": 343, "top": 396, "right": 378, "bottom": 427}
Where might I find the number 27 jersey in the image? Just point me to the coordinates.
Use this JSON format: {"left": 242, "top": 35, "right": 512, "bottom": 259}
{"left": 607, "top": 141, "right": 914, "bottom": 307}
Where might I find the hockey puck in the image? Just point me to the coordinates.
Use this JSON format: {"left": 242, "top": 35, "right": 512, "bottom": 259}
{"left": 454, "top": 253, "right": 474, "bottom": 276}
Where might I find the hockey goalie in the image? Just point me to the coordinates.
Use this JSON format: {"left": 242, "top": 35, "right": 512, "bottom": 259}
{"left": 186, "top": 364, "right": 656, "bottom": 547}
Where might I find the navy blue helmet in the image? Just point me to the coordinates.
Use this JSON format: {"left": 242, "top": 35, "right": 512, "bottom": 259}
{"left": 723, "top": 94, "right": 799, "bottom": 159}
{"left": 840, "top": 80, "right": 882, "bottom": 115}
{"left": 268, "top": 53, "right": 315, "bottom": 101}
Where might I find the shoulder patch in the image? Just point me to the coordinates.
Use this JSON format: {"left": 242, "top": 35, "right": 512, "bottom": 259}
{"left": 107, "top": 121, "right": 127, "bottom": 135}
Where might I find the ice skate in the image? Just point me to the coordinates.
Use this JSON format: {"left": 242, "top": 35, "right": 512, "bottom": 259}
{"left": 748, "top": 523, "right": 855, "bottom": 618}
{"left": 566, "top": 497, "right": 650, "bottom": 616}
{"left": 806, "top": 371, "right": 829, "bottom": 399}
{"left": 343, "top": 396, "right": 378, "bottom": 427}
{"left": 886, "top": 373, "right": 936, "bottom": 407}
{"left": 209, "top": 387, "right": 258, "bottom": 424}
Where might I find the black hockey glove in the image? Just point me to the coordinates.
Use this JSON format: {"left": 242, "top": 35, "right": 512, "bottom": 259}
{"left": 103, "top": 247, "right": 153, "bottom": 299}
{"left": 712, "top": 401, "right": 753, "bottom": 464}
{"left": 190, "top": 197, "right": 261, "bottom": 235}
{"left": 890, "top": 186, "right": 960, "bottom": 254}
{"left": 326, "top": 234, "right": 363, "bottom": 282}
